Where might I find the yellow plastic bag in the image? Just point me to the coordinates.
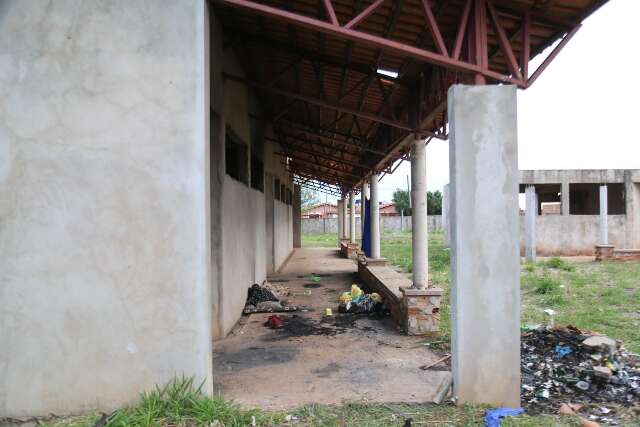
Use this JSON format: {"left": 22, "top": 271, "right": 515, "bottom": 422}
{"left": 339, "top": 292, "right": 351, "bottom": 305}
{"left": 370, "top": 292, "right": 383, "bottom": 303}
{"left": 351, "top": 284, "right": 363, "bottom": 300}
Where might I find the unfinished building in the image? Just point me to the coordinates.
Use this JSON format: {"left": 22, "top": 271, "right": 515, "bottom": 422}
{"left": 0, "top": 0, "right": 608, "bottom": 417}
{"left": 519, "top": 169, "right": 640, "bottom": 256}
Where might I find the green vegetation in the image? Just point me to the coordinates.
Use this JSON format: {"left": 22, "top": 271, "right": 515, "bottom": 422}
{"left": 40, "top": 377, "right": 587, "bottom": 426}
{"left": 302, "top": 233, "right": 340, "bottom": 248}
{"left": 304, "top": 231, "right": 640, "bottom": 352}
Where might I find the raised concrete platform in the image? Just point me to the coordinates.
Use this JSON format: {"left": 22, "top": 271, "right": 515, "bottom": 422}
{"left": 357, "top": 258, "right": 442, "bottom": 335}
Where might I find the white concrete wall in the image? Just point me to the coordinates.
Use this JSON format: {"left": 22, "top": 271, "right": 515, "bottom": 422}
{"left": 209, "top": 12, "right": 292, "bottom": 339}
{"left": 0, "top": 0, "right": 211, "bottom": 416}
{"left": 519, "top": 214, "right": 630, "bottom": 256}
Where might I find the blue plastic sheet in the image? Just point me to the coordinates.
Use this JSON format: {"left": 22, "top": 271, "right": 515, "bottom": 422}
{"left": 362, "top": 197, "right": 371, "bottom": 256}
{"left": 484, "top": 407, "right": 524, "bottom": 427}
{"left": 554, "top": 345, "right": 573, "bottom": 358}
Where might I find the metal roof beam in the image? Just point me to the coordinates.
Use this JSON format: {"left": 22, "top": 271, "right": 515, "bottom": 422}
{"left": 224, "top": 73, "right": 414, "bottom": 131}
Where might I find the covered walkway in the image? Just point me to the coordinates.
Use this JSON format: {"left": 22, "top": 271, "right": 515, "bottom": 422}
{"left": 212, "top": 248, "right": 451, "bottom": 409}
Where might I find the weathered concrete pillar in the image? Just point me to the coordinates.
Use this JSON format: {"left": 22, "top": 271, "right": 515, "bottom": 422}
{"left": 442, "top": 184, "right": 450, "bottom": 247}
{"left": 561, "top": 181, "right": 570, "bottom": 216}
{"left": 343, "top": 194, "right": 350, "bottom": 240}
{"left": 361, "top": 182, "right": 368, "bottom": 237}
{"left": 293, "top": 185, "right": 302, "bottom": 248}
{"left": 525, "top": 185, "right": 537, "bottom": 262}
{"left": 370, "top": 174, "right": 381, "bottom": 258}
{"left": 349, "top": 190, "right": 356, "bottom": 243}
{"left": 411, "top": 138, "right": 428, "bottom": 289}
{"left": 449, "top": 84, "right": 520, "bottom": 407}
{"left": 337, "top": 199, "right": 344, "bottom": 240}
{"left": 600, "top": 184, "right": 608, "bottom": 245}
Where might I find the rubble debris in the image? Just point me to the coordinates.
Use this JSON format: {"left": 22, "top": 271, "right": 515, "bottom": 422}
{"left": 521, "top": 325, "right": 640, "bottom": 424}
{"left": 243, "top": 283, "right": 298, "bottom": 314}
{"left": 420, "top": 354, "right": 451, "bottom": 371}
{"left": 247, "top": 283, "right": 279, "bottom": 306}
{"left": 264, "top": 281, "right": 291, "bottom": 298}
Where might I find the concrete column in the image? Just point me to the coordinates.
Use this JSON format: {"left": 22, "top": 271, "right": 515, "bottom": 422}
{"left": 337, "top": 199, "right": 344, "bottom": 240}
{"left": 561, "top": 181, "right": 570, "bottom": 216}
{"left": 370, "top": 174, "right": 381, "bottom": 258}
{"left": 525, "top": 186, "right": 537, "bottom": 262}
{"left": 293, "top": 185, "right": 302, "bottom": 248}
{"left": 600, "top": 184, "right": 608, "bottom": 245}
{"left": 449, "top": 85, "right": 520, "bottom": 407}
{"left": 349, "top": 190, "right": 356, "bottom": 243}
{"left": 443, "top": 184, "right": 450, "bottom": 247}
{"left": 343, "top": 194, "right": 350, "bottom": 239}
{"left": 361, "top": 182, "right": 368, "bottom": 237}
{"left": 411, "top": 138, "right": 428, "bottom": 289}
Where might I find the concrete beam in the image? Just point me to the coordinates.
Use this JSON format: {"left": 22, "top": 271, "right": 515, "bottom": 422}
{"left": 337, "top": 199, "right": 344, "bottom": 240}
{"left": 293, "top": 184, "right": 302, "bottom": 248}
{"left": 370, "top": 174, "right": 381, "bottom": 258}
{"left": 525, "top": 185, "right": 537, "bottom": 262}
{"left": 411, "top": 138, "right": 428, "bottom": 289}
{"left": 600, "top": 184, "right": 608, "bottom": 245}
{"left": 443, "top": 184, "right": 450, "bottom": 247}
{"left": 449, "top": 84, "right": 520, "bottom": 407}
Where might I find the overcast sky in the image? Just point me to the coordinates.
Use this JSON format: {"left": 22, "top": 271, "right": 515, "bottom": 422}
{"left": 369, "top": 0, "right": 640, "bottom": 202}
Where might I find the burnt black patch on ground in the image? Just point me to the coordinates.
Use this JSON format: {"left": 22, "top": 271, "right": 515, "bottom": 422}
{"left": 212, "top": 346, "right": 300, "bottom": 371}
{"left": 303, "top": 283, "right": 322, "bottom": 289}
{"left": 260, "top": 313, "right": 387, "bottom": 341}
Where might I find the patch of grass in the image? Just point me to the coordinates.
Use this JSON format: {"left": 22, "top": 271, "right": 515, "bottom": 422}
{"left": 302, "top": 233, "right": 340, "bottom": 248}
{"left": 532, "top": 274, "right": 562, "bottom": 295}
{"left": 103, "top": 376, "right": 284, "bottom": 427}
{"left": 545, "top": 256, "right": 575, "bottom": 272}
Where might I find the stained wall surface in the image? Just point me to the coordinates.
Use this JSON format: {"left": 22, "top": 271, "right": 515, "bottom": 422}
{"left": 0, "top": 0, "right": 211, "bottom": 416}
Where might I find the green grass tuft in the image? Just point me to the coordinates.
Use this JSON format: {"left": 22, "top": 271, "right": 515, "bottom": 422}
{"left": 545, "top": 256, "right": 575, "bottom": 272}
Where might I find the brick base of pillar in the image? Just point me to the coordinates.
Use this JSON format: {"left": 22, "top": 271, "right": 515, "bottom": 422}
{"left": 400, "top": 287, "right": 444, "bottom": 335}
{"left": 339, "top": 239, "right": 360, "bottom": 258}
{"left": 595, "top": 244, "right": 615, "bottom": 261}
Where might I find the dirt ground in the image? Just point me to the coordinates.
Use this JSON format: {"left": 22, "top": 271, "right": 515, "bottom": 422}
{"left": 212, "top": 248, "right": 451, "bottom": 410}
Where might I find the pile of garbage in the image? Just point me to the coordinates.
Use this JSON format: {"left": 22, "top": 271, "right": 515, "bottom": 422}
{"left": 521, "top": 325, "right": 640, "bottom": 424}
{"left": 243, "top": 283, "right": 297, "bottom": 314}
{"left": 338, "top": 284, "right": 384, "bottom": 314}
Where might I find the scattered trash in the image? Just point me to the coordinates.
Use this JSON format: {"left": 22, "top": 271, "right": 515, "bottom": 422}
{"left": 420, "top": 354, "right": 451, "bottom": 371}
{"left": 324, "top": 308, "right": 333, "bottom": 316}
{"left": 244, "top": 283, "right": 298, "bottom": 314}
{"left": 543, "top": 308, "right": 556, "bottom": 328}
{"left": 521, "top": 325, "right": 640, "bottom": 424}
{"left": 247, "top": 283, "right": 278, "bottom": 305}
{"left": 484, "top": 407, "right": 524, "bottom": 427}
{"left": 251, "top": 415, "right": 256, "bottom": 426}
{"left": 554, "top": 345, "right": 573, "bottom": 358}
{"left": 338, "top": 284, "right": 384, "bottom": 314}
{"left": 264, "top": 315, "right": 284, "bottom": 329}
{"left": 285, "top": 414, "right": 299, "bottom": 422}
{"left": 558, "top": 403, "right": 601, "bottom": 427}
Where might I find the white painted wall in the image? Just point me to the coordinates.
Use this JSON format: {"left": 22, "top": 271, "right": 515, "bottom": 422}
{"left": 0, "top": 0, "right": 211, "bottom": 416}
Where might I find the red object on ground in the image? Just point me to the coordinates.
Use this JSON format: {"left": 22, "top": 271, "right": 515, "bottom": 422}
{"left": 265, "top": 315, "right": 284, "bottom": 329}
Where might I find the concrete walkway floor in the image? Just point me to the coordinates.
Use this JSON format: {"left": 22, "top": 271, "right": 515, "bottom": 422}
{"left": 212, "top": 248, "right": 452, "bottom": 410}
